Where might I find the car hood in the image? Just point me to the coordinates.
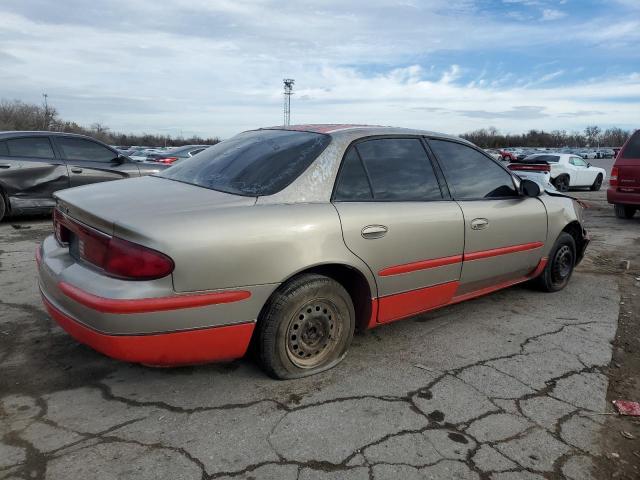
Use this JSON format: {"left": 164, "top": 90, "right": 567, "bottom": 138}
{"left": 54, "top": 175, "right": 256, "bottom": 236}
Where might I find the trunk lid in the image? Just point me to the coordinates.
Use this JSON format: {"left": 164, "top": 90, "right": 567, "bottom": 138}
{"left": 54, "top": 176, "right": 256, "bottom": 236}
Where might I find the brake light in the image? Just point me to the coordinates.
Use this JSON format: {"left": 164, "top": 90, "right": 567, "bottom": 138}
{"left": 53, "top": 209, "right": 174, "bottom": 280}
{"left": 507, "top": 163, "right": 550, "bottom": 172}
{"left": 157, "top": 157, "right": 178, "bottom": 164}
{"left": 53, "top": 208, "right": 70, "bottom": 244}
{"left": 610, "top": 167, "right": 618, "bottom": 187}
{"left": 105, "top": 237, "right": 174, "bottom": 280}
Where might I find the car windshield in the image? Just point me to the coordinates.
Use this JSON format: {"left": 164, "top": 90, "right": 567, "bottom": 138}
{"left": 157, "top": 129, "right": 331, "bottom": 196}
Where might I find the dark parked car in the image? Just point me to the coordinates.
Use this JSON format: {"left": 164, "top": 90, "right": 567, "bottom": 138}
{"left": 0, "top": 131, "right": 168, "bottom": 221}
{"left": 150, "top": 145, "right": 210, "bottom": 164}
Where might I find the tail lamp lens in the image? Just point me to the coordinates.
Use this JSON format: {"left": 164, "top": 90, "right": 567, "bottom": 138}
{"left": 53, "top": 209, "right": 174, "bottom": 280}
{"left": 610, "top": 167, "right": 618, "bottom": 186}
{"left": 158, "top": 157, "right": 178, "bottom": 164}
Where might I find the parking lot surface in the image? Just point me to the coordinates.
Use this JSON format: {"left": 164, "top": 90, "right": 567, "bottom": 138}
{"left": 1, "top": 164, "right": 637, "bottom": 479}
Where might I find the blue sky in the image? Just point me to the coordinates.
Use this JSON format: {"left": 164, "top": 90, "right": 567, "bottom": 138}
{"left": 0, "top": 0, "right": 638, "bottom": 138}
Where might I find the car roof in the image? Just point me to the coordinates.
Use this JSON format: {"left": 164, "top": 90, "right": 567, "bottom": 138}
{"left": 0, "top": 131, "right": 95, "bottom": 140}
{"left": 258, "top": 124, "right": 471, "bottom": 144}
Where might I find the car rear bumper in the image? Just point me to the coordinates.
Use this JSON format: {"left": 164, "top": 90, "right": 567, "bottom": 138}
{"left": 38, "top": 234, "right": 276, "bottom": 365}
{"left": 41, "top": 293, "right": 254, "bottom": 365}
{"left": 607, "top": 187, "right": 640, "bottom": 206}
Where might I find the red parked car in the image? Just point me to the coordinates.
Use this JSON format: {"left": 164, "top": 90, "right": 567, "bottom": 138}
{"left": 608, "top": 130, "right": 640, "bottom": 218}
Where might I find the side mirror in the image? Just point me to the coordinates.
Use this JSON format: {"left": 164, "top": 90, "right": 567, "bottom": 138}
{"left": 520, "top": 179, "right": 541, "bottom": 197}
{"left": 587, "top": 162, "right": 591, "bottom": 167}
{"left": 112, "top": 155, "right": 126, "bottom": 164}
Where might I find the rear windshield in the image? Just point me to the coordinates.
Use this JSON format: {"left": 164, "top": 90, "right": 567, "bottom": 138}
{"left": 621, "top": 131, "right": 640, "bottom": 159}
{"left": 522, "top": 155, "right": 559, "bottom": 163}
{"left": 158, "top": 129, "right": 331, "bottom": 196}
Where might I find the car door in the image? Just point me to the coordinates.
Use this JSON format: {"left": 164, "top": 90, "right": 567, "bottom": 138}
{"left": 332, "top": 137, "right": 464, "bottom": 325}
{"left": 568, "top": 156, "right": 591, "bottom": 186}
{"left": 427, "top": 138, "right": 547, "bottom": 296}
{"left": 52, "top": 136, "right": 140, "bottom": 188}
{"left": 0, "top": 136, "right": 69, "bottom": 210}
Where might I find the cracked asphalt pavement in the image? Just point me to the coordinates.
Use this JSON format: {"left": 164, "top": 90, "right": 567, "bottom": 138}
{"left": 1, "top": 169, "right": 635, "bottom": 479}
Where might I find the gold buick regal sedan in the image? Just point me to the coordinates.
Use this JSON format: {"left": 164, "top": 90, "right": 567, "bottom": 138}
{"left": 38, "top": 125, "right": 589, "bottom": 379}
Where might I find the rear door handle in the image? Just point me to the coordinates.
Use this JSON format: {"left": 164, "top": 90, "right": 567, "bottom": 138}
{"left": 361, "top": 225, "right": 388, "bottom": 239}
{"left": 471, "top": 218, "right": 489, "bottom": 230}
{"left": 71, "top": 168, "right": 83, "bottom": 173}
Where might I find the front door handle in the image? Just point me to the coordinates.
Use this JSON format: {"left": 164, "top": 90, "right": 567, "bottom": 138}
{"left": 0, "top": 164, "right": 10, "bottom": 169}
{"left": 71, "top": 168, "right": 83, "bottom": 174}
{"left": 471, "top": 218, "right": 489, "bottom": 230}
{"left": 361, "top": 225, "right": 388, "bottom": 239}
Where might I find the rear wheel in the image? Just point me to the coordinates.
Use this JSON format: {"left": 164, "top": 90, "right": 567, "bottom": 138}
{"left": 535, "top": 232, "right": 576, "bottom": 292}
{"left": 553, "top": 175, "right": 570, "bottom": 192}
{"left": 0, "top": 194, "right": 6, "bottom": 222}
{"left": 257, "top": 274, "right": 355, "bottom": 379}
{"left": 590, "top": 174, "right": 603, "bottom": 191}
{"left": 614, "top": 204, "right": 636, "bottom": 219}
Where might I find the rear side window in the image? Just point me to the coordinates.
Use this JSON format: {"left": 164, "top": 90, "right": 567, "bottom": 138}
{"left": 621, "top": 131, "right": 640, "bottom": 159}
{"left": 429, "top": 139, "right": 517, "bottom": 200}
{"left": 55, "top": 137, "right": 116, "bottom": 162}
{"left": 334, "top": 148, "right": 373, "bottom": 201}
{"left": 356, "top": 138, "right": 442, "bottom": 201}
{"left": 159, "top": 130, "right": 330, "bottom": 196}
{"left": 0, "top": 142, "right": 7, "bottom": 156}
{"left": 6, "top": 137, "right": 55, "bottom": 158}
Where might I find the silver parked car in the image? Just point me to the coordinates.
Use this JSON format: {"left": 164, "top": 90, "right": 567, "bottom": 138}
{"left": 38, "top": 125, "right": 589, "bottom": 379}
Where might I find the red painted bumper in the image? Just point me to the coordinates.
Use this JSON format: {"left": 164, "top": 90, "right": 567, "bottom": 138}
{"left": 42, "top": 294, "right": 255, "bottom": 366}
{"left": 607, "top": 187, "right": 640, "bottom": 206}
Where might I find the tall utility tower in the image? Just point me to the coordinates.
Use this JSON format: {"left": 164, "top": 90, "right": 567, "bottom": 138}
{"left": 283, "top": 78, "right": 295, "bottom": 126}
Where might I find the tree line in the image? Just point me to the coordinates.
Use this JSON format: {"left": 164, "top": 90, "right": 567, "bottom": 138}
{"left": 461, "top": 125, "right": 631, "bottom": 149}
{"left": 1, "top": 98, "right": 632, "bottom": 149}
{"left": 0, "top": 99, "right": 220, "bottom": 147}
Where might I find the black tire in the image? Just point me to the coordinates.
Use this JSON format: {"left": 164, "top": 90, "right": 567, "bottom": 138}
{"left": 614, "top": 204, "right": 636, "bottom": 219}
{"left": 535, "top": 232, "right": 576, "bottom": 292}
{"left": 590, "top": 174, "right": 603, "bottom": 191}
{"left": 553, "top": 175, "right": 570, "bottom": 192}
{"left": 257, "top": 273, "right": 355, "bottom": 379}
{"left": 0, "top": 194, "right": 5, "bottom": 222}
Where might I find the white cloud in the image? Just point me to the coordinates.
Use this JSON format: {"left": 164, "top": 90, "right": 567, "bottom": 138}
{"left": 0, "top": 1, "right": 637, "bottom": 137}
{"left": 541, "top": 8, "right": 566, "bottom": 21}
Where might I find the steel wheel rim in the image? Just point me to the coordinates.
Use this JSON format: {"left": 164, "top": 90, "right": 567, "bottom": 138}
{"left": 286, "top": 299, "right": 342, "bottom": 368}
{"left": 551, "top": 245, "right": 573, "bottom": 284}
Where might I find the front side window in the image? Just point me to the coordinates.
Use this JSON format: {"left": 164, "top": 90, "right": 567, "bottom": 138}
{"left": 159, "top": 129, "right": 330, "bottom": 196}
{"left": 55, "top": 137, "right": 116, "bottom": 162}
{"left": 6, "top": 137, "right": 55, "bottom": 158}
{"left": 429, "top": 139, "right": 518, "bottom": 200}
{"left": 570, "top": 157, "right": 587, "bottom": 167}
{"left": 0, "top": 142, "right": 8, "bottom": 156}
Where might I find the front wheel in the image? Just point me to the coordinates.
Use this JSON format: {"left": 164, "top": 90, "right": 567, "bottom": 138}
{"left": 553, "top": 175, "right": 570, "bottom": 192}
{"left": 590, "top": 174, "right": 603, "bottom": 191}
{"left": 614, "top": 204, "right": 636, "bottom": 219}
{"left": 257, "top": 274, "right": 355, "bottom": 379}
{"left": 535, "top": 232, "right": 576, "bottom": 292}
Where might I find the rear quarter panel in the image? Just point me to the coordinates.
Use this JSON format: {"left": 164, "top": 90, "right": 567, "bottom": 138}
{"left": 113, "top": 203, "right": 377, "bottom": 295}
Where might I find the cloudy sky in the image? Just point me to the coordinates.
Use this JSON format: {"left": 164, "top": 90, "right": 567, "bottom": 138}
{"left": 1, "top": 0, "right": 638, "bottom": 138}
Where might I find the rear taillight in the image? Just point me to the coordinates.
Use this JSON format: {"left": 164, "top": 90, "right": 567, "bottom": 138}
{"left": 507, "top": 163, "right": 551, "bottom": 172}
{"left": 104, "top": 237, "right": 174, "bottom": 280}
{"left": 53, "top": 208, "right": 70, "bottom": 244}
{"left": 53, "top": 208, "right": 174, "bottom": 280}
{"left": 610, "top": 166, "right": 618, "bottom": 187}
{"left": 157, "top": 157, "right": 178, "bottom": 164}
